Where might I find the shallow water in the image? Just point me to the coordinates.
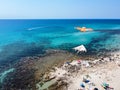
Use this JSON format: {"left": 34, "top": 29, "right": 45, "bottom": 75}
{"left": 36, "top": 79, "right": 56, "bottom": 90}
{"left": 0, "top": 20, "right": 120, "bottom": 63}
{"left": 0, "top": 68, "right": 14, "bottom": 83}
{"left": 0, "top": 20, "right": 120, "bottom": 86}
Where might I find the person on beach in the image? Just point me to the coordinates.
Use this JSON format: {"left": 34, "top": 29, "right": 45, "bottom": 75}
{"left": 102, "top": 82, "right": 114, "bottom": 90}
{"left": 94, "top": 88, "right": 99, "bottom": 90}
{"left": 75, "top": 27, "right": 93, "bottom": 32}
{"left": 80, "top": 83, "right": 85, "bottom": 90}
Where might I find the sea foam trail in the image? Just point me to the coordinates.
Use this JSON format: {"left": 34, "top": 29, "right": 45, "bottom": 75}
{"left": 27, "top": 26, "right": 49, "bottom": 30}
{"left": 0, "top": 68, "right": 15, "bottom": 83}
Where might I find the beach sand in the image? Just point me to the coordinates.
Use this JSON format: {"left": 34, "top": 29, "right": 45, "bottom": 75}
{"left": 1, "top": 50, "right": 120, "bottom": 90}
{"left": 40, "top": 51, "right": 120, "bottom": 90}
{"left": 67, "top": 61, "right": 120, "bottom": 90}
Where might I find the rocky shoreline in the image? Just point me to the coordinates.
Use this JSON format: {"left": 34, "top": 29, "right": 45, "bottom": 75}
{"left": 36, "top": 51, "right": 120, "bottom": 90}
{"left": 0, "top": 49, "right": 79, "bottom": 90}
{"left": 0, "top": 49, "right": 120, "bottom": 90}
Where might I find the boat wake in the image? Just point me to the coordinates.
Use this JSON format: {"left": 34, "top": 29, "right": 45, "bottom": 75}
{"left": 27, "top": 26, "right": 49, "bottom": 31}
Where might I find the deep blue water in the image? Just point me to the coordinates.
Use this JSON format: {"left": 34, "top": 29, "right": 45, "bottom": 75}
{"left": 0, "top": 19, "right": 120, "bottom": 66}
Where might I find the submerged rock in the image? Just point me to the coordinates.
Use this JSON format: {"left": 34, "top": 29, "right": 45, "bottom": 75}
{"left": 1, "top": 49, "right": 78, "bottom": 90}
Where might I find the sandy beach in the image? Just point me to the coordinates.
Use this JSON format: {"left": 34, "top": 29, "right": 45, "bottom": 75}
{"left": 37, "top": 51, "right": 120, "bottom": 90}
{"left": 67, "top": 61, "right": 120, "bottom": 90}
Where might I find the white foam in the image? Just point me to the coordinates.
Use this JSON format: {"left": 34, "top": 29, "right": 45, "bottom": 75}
{"left": 0, "top": 68, "right": 15, "bottom": 83}
{"left": 27, "top": 26, "right": 49, "bottom": 30}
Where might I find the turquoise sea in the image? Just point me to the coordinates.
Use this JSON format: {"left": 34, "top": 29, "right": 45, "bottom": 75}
{"left": 0, "top": 19, "right": 120, "bottom": 86}
{"left": 0, "top": 19, "right": 120, "bottom": 65}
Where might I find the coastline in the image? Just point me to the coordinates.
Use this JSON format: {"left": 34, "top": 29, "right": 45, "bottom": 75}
{"left": 36, "top": 51, "right": 120, "bottom": 90}
{"left": 0, "top": 49, "right": 79, "bottom": 90}
{"left": 0, "top": 49, "right": 120, "bottom": 90}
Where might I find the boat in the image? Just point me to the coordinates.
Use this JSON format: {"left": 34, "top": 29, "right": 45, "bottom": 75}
{"left": 75, "top": 26, "right": 93, "bottom": 32}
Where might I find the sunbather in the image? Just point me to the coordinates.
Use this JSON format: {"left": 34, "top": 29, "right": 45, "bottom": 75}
{"left": 101, "top": 82, "right": 114, "bottom": 90}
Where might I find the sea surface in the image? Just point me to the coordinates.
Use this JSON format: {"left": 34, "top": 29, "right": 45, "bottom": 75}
{"left": 0, "top": 19, "right": 120, "bottom": 85}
